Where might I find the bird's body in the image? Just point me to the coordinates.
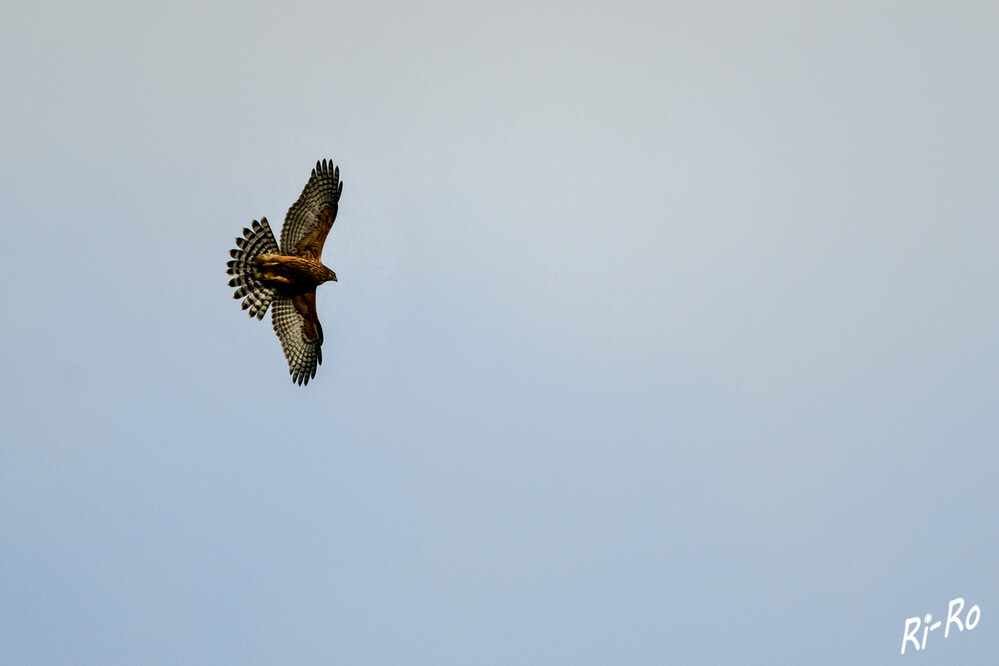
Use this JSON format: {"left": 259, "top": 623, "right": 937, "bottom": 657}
{"left": 227, "top": 159, "right": 343, "bottom": 385}
{"left": 251, "top": 253, "right": 336, "bottom": 290}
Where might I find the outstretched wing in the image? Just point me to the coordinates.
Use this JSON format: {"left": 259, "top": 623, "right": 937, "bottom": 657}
{"left": 280, "top": 159, "right": 343, "bottom": 260}
{"left": 271, "top": 292, "right": 324, "bottom": 386}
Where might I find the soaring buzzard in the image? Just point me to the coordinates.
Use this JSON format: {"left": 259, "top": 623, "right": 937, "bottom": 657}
{"left": 227, "top": 159, "right": 343, "bottom": 385}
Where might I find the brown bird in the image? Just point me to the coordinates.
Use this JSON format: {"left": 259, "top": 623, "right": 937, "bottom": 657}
{"left": 227, "top": 159, "right": 343, "bottom": 385}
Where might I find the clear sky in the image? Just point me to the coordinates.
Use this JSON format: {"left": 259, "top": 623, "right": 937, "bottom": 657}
{"left": 2, "top": 1, "right": 997, "bottom": 663}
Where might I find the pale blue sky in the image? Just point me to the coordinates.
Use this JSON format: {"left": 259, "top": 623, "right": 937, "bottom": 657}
{"left": 2, "top": 1, "right": 997, "bottom": 663}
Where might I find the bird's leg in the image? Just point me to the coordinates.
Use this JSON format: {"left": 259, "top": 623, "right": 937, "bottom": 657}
{"left": 251, "top": 255, "right": 295, "bottom": 284}
{"left": 259, "top": 273, "right": 295, "bottom": 285}
{"left": 254, "top": 254, "right": 281, "bottom": 268}
{"left": 253, "top": 269, "right": 295, "bottom": 285}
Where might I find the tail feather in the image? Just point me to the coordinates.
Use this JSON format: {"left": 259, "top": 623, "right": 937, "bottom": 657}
{"left": 226, "top": 217, "right": 280, "bottom": 319}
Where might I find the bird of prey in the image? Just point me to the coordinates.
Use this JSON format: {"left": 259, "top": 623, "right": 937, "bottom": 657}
{"left": 226, "top": 159, "right": 343, "bottom": 385}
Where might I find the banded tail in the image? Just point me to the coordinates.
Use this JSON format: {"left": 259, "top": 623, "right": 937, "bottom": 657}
{"left": 227, "top": 218, "right": 280, "bottom": 319}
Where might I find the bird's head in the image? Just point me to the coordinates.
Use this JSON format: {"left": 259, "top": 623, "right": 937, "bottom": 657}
{"left": 325, "top": 267, "right": 338, "bottom": 283}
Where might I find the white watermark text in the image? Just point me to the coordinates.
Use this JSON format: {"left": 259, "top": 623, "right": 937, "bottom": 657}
{"left": 900, "top": 597, "right": 980, "bottom": 654}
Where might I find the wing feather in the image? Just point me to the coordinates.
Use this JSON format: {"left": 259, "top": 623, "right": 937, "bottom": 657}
{"left": 271, "top": 293, "right": 324, "bottom": 386}
{"left": 280, "top": 159, "right": 342, "bottom": 260}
